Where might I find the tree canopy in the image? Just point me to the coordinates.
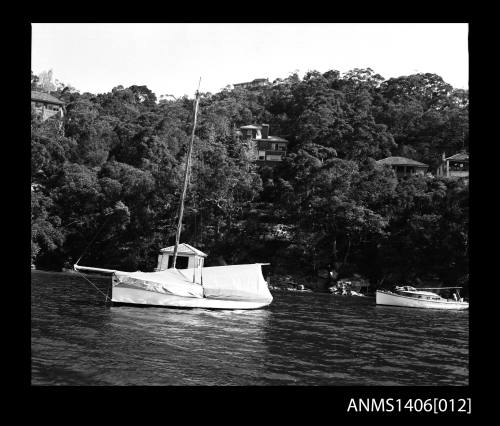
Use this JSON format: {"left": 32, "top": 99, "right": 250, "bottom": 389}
{"left": 31, "top": 68, "right": 469, "bottom": 291}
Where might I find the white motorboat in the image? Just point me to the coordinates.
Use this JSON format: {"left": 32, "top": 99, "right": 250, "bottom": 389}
{"left": 376, "top": 286, "right": 468, "bottom": 310}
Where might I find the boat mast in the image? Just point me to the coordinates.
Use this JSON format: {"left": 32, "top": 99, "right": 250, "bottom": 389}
{"left": 172, "top": 78, "right": 201, "bottom": 269}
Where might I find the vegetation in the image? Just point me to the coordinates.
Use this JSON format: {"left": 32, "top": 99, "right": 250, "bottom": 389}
{"left": 31, "top": 68, "right": 469, "bottom": 291}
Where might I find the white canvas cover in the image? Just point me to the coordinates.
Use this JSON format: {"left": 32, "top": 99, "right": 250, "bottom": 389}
{"left": 112, "top": 264, "right": 272, "bottom": 303}
{"left": 113, "top": 268, "right": 204, "bottom": 298}
{"left": 195, "top": 264, "right": 272, "bottom": 302}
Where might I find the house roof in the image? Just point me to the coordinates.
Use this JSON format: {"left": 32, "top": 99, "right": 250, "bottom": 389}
{"left": 160, "top": 243, "right": 207, "bottom": 257}
{"left": 445, "top": 152, "right": 469, "bottom": 162}
{"left": 377, "top": 156, "right": 428, "bottom": 167}
{"left": 31, "top": 90, "right": 65, "bottom": 105}
{"left": 234, "top": 78, "right": 268, "bottom": 86}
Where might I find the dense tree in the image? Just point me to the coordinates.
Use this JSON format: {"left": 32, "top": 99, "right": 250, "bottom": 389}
{"left": 30, "top": 69, "right": 468, "bottom": 290}
{"left": 374, "top": 73, "right": 469, "bottom": 168}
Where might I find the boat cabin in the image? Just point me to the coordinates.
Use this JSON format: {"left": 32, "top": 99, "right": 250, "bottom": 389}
{"left": 156, "top": 243, "right": 207, "bottom": 271}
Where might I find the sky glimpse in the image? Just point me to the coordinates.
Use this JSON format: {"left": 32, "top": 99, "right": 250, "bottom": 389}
{"left": 31, "top": 23, "right": 469, "bottom": 97}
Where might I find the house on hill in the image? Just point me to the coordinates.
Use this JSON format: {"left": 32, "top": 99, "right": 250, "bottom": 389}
{"left": 436, "top": 151, "right": 469, "bottom": 181}
{"left": 376, "top": 156, "right": 429, "bottom": 178}
{"left": 233, "top": 78, "right": 270, "bottom": 90}
{"left": 238, "top": 123, "right": 289, "bottom": 164}
{"left": 31, "top": 90, "right": 65, "bottom": 122}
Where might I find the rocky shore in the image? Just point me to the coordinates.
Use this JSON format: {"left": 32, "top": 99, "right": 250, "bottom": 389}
{"left": 266, "top": 273, "right": 372, "bottom": 296}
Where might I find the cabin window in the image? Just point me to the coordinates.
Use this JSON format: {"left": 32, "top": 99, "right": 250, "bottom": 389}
{"left": 168, "top": 255, "right": 189, "bottom": 269}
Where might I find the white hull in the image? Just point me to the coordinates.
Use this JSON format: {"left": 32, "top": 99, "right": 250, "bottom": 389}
{"left": 376, "top": 290, "right": 469, "bottom": 310}
{"left": 112, "top": 286, "right": 271, "bottom": 310}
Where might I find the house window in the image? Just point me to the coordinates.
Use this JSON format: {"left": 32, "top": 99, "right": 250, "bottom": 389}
{"left": 450, "top": 162, "right": 468, "bottom": 171}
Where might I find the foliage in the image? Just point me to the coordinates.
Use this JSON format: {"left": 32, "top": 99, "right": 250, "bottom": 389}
{"left": 30, "top": 68, "right": 468, "bottom": 289}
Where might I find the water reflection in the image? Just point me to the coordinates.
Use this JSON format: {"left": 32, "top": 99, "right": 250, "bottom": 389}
{"left": 75, "top": 306, "right": 274, "bottom": 385}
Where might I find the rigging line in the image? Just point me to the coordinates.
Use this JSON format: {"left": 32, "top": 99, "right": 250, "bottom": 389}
{"left": 74, "top": 269, "right": 111, "bottom": 302}
{"left": 105, "top": 287, "right": 111, "bottom": 306}
{"left": 75, "top": 213, "right": 114, "bottom": 266}
{"left": 172, "top": 79, "right": 201, "bottom": 268}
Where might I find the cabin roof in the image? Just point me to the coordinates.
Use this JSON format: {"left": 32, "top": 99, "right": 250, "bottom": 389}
{"left": 445, "top": 152, "right": 469, "bottom": 162}
{"left": 31, "top": 90, "right": 65, "bottom": 105}
{"left": 160, "top": 243, "right": 207, "bottom": 257}
{"left": 377, "top": 156, "right": 428, "bottom": 167}
{"left": 401, "top": 290, "right": 441, "bottom": 297}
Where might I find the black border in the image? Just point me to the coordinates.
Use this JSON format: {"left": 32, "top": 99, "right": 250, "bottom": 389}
{"left": 23, "top": 15, "right": 475, "bottom": 420}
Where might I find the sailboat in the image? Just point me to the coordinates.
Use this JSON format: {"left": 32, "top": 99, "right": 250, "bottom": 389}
{"left": 74, "top": 82, "right": 273, "bottom": 310}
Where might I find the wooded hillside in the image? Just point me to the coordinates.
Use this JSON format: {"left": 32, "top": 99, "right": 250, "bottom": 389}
{"left": 31, "top": 68, "right": 469, "bottom": 289}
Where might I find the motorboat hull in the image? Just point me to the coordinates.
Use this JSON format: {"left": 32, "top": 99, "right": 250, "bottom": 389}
{"left": 376, "top": 290, "right": 469, "bottom": 310}
{"left": 112, "top": 286, "right": 272, "bottom": 310}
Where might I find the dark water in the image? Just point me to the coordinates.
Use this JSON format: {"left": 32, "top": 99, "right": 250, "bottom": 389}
{"left": 31, "top": 270, "right": 468, "bottom": 386}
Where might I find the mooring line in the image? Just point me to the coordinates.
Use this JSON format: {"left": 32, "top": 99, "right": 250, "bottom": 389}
{"left": 75, "top": 269, "right": 111, "bottom": 303}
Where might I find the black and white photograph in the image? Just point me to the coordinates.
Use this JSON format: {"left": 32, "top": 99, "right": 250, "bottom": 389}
{"left": 30, "top": 22, "right": 469, "bottom": 393}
